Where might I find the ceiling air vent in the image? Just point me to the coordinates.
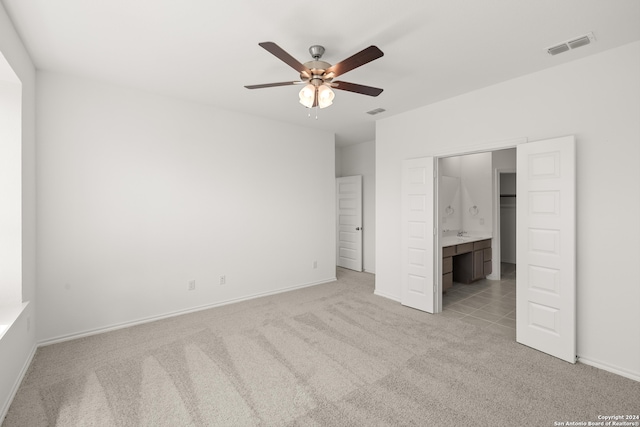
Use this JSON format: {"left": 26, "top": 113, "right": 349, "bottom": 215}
{"left": 366, "top": 108, "right": 386, "bottom": 115}
{"left": 567, "top": 35, "right": 591, "bottom": 49}
{"left": 547, "top": 32, "right": 596, "bottom": 55}
{"left": 547, "top": 43, "right": 570, "bottom": 56}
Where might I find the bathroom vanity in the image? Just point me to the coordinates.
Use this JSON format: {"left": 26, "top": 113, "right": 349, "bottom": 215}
{"left": 442, "top": 237, "right": 492, "bottom": 292}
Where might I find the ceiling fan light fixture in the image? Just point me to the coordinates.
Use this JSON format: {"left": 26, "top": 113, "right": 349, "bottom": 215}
{"left": 317, "top": 85, "right": 335, "bottom": 109}
{"left": 299, "top": 84, "right": 315, "bottom": 108}
{"left": 247, "top": 42, "right": 384, "bottom": 114}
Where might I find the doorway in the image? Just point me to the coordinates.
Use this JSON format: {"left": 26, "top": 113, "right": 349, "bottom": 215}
{"left": 336, "top": 175, "right": 363, "bottom": 272}
{"left": 439, "top": 150, "right": 517, "bottom": 338}
{"left": 401, "top": 136, "right": 576, "bottom": 363}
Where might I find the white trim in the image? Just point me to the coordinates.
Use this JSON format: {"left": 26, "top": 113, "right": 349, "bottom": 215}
{"left": 434, "top": 160, "right": 442, "bottom": 314}
{"left": 374, "top": 289, "right": 401, "bottom": 303}
{"left": 0, "top": 343, "right": 37, "bottom": 422}
{"left": 38, "top": 277, "right": 336, "bottom": 347}
{"left": 489, "top": 167, "right": 502, "bottom": 281}
{"left": 578, "top": 357, "right": 640, "bottom": 383}
{"left": 435, "top": 137, "right": 527, "bottom": 158}
{"left": 0, "top": 303, "right": 29, "bottom": 341}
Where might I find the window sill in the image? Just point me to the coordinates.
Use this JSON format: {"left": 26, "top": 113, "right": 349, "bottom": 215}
{"left": 0, "top": 302, "right": 29, "bottom": 341}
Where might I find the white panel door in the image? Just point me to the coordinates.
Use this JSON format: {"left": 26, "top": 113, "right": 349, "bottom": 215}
{"left": 401, "top": 157, "right": 435, "bottom": 313}
{"left": 336, "top": 176, "right": 363, "bottom": 271}
{"left": 517, "top": 135, "right": 576, "bottom": 363}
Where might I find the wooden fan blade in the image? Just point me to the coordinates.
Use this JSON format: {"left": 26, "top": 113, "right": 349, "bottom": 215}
{"left": 245, "top": 81, "right": 302, "bottom": 89}
{"left": 259, "top": 42, "right": 309, "bottom": 74}
{"left": 325, "top": 46, "right": 383, "bottom": 78}
{"left": 332, "top": 81, "right": 383, "bottom": 97}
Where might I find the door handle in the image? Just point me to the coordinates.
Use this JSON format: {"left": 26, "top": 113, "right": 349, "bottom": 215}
{"left": 356, "top": 227, "right": 361, "bottom": 231}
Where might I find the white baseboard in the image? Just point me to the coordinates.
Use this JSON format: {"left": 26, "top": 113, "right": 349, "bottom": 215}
{"left": 578, "top": 356, "right": 640, "bottom": 382}
{"left": 39, "top": 277, "right": 337, "bottom": 347}
{"left": 374, "top": 289, "right": 401, "bottom": 303}
{"left": 1, "top": 343, "right": 37, "bottom": 423}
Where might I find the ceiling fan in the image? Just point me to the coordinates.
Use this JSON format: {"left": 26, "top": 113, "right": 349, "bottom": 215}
{"left": 245, "top": 42, "right": 384, "bottom": 110}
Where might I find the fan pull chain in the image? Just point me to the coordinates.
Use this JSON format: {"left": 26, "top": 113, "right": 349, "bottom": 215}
{"left": 306, "top": 106, "right": 320, "bottom": 119}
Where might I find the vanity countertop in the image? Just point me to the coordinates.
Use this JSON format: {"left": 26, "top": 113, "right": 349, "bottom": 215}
{"left": 441, "top": 235, "right": 492, "bottom": 247}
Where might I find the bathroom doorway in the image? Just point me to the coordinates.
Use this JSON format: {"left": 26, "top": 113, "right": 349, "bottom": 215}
{"left": 402, "top": 135, "right": 576, "bottom": 362}
{"left": 439, "top": 149, "right": 517, "bottom": 339}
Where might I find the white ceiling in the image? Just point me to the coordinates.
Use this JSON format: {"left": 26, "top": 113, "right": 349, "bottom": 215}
{"left": 3, "top": 0, "right": 639, "bottom": 146}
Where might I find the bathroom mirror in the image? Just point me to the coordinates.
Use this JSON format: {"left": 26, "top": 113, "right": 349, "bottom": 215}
{"left": 440, "top": 175, "right": 461, "bottom": 230}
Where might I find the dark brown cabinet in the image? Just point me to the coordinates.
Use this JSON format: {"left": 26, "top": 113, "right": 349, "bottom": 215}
{"left": 442, "top": 245, "right": 455, "bottom": 292}
{"left": 473, "top": 250, "right": 485, "bottom": 281}
{"left": 442, "top": 238, "right": 492, "bottom": 290}
{"left": 472, "top": 239, "right": 492, "bottom": 281}
{"left": 443, "top": 253, "right": 453, "bottom": 292}
{"left": 483, "top": 248, "right": 492, "bottom": 276}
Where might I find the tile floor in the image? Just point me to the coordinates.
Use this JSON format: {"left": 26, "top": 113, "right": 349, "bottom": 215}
{"left": 442, "top": 263, "right": 517, "bottom": 339}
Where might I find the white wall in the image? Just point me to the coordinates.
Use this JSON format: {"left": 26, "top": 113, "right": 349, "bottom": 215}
{"left": 36, "top": 71, "right": 336, "bottom": 342}
{"left": 0, "top": 78, "right": 21, "bottom": 307}
{"left": 336, "top": 140, "right": 375, "bottom": 273}
{"left": 439, "top": 175, "right": 461, "bottom": 232}
{"left": 492, "top": 148, "right": 517, "bottom": 173}
{"left": 494, "top": 149, "right": 517, "bottom": 268}
{"left": 376, "top": 42, "right": 640, "bottom": 379}
{"left": 439, "top": 152, "right": 493, "bottom": 235}
{"left": 499, "top": 172, "right": 516, "bottom": 195}
{"left": 0, "top": 2, "right": 37, "bottom": 419}
{"left": 460, "top": 153, "right": 492, "bottom": 234}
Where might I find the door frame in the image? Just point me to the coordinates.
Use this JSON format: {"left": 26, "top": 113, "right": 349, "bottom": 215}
{"left": 433, "top": 137, "right": 527, "bottom": 313}
{"left": 490, "top": 168, "right": 517, "bottom": 281}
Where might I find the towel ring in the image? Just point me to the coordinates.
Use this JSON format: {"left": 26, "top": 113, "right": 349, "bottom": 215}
{"left": 445, "top": 205, "right": 454, "bottom": 216}
{"left": 469, "top": 205, "right": 479, "bottom": 216}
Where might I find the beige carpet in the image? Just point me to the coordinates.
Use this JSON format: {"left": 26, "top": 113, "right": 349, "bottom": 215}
{"left": 4, "top": 268, "right": 639, "bottom": 426}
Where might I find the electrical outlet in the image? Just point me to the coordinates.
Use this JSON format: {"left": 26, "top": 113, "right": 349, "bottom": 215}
{"left": 188, "top": 280, "right": 196, "bottom": 291}
{"left": 219, "top": 275, "right": 226, "bottom": 285}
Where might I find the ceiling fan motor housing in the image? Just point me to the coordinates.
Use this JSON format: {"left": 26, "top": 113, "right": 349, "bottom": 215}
{"left": 301, "top": 60, "right": 332, "bottom": 85}
{"left": 308, "top": 45, "right": 325, "bottom": 60}
{"left": 301, "top": 45, "right": 334, "bottom": 85}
